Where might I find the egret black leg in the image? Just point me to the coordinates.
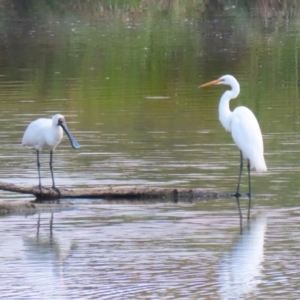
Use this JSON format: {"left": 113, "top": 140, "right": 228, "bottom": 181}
{"left": 49, "top": 151, "right": 61, "bottom": 198}
{"left": 234, "top": 150, "right": 243, "bottom": 220}
{"left": 37, "top": 150, "right": 42, "bottom": 194}
{"left": 247, "top": 159, "right": 252, "bottom": 220}
{"left": 235, "top": 150, "right": 243, "bottom": 198}
{"left": 236, "top": 194, "right": 243, "bottom": 222}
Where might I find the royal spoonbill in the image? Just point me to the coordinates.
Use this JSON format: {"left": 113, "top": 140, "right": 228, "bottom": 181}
{"left": 22, "top": 114, "right": 80, "bottom": 194}
{"left": 200, "top": 75, "right": 267, "bottom": 219}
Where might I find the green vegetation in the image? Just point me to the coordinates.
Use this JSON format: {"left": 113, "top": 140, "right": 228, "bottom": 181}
{"left": 0, "top": 0, "right": 300, "bottom": 140}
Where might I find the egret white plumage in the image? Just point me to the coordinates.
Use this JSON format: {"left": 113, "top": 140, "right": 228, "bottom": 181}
{"left": 22, "top": 114, "right": 80, "bottom": 194}
{"left": 200, "top": 75, "right": 267, "bottom": 219}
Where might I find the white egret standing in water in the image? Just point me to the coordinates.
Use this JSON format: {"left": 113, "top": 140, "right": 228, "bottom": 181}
{"left": 22, "top": 114, "right": 80, "bottom": 194}
{"left": 200, "top": 75, "right": 267, "bottom": 219}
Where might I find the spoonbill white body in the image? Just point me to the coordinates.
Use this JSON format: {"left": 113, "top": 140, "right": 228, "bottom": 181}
{"left": 22, "top": 114, "right": 80, "bottom": 193}
{"left": 200, "top": 75, "right": 267, "bottom": 219}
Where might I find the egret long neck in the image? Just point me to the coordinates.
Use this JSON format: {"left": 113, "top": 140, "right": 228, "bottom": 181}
{"left": 219, "top": 85, "right": 240, "bottom": 132}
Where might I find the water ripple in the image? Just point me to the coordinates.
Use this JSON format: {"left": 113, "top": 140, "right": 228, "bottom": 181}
{"left": 0, "top": 204, "right": 299, "bottom": 298}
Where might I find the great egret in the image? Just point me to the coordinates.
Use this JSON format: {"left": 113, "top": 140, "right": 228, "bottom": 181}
{"left": 200, "top": 75, "right": 267, "bottom": 219}
{"left": 22, "top": 114, "right": 80, "bottom": 195}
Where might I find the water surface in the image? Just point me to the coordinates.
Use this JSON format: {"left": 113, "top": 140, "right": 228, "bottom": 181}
{"left": 0, "top": 2, "right": 300, "bottom": 298}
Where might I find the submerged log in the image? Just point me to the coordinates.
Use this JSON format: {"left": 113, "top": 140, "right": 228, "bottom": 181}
{"left": 0, "top": 180, "right": 232, "bottom": 201}
{"left": 0, "top": 200, "right": 71, "bottom": 214}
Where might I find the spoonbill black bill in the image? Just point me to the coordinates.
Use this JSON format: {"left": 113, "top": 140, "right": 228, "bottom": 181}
{"left": 200, "top": 75, "right": 267, "bottom": 220}
{"left": 22, "top": 114, "right": 80, "bottom": 194}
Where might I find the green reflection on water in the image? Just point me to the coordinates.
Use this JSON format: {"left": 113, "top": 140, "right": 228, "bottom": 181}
{"left": 0, "top": 2, "right": 299, "bottom": 204}
{"left": 0, "top": 2, "right": 300, "bottom": 297}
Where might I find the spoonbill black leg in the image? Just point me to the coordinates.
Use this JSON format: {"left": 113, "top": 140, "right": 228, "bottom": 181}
{"left": 36, "top": 150, "right": 42, "bottom": 194}
{"left": 49, "top": 150, "right": 61, "bottom": 198}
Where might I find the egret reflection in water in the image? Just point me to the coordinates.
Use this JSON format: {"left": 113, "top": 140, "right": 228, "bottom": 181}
{"left": 218, "top": 215, "right": 267, "bottom": 299}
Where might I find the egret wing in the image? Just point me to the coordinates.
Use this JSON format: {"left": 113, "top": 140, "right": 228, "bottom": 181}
{"left": 230, "top": 106, "right": 266, "bottom": 172}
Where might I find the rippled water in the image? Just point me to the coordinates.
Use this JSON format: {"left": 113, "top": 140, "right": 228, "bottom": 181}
{"left": 0, "top": 2, "right": 300, "bottom": 299}
{"left": 1, "top": 203, "right": 300, "bottom": 299}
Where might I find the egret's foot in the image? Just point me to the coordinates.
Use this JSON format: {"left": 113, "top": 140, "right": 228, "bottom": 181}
{"left": 233, "top": 192, "right": 242, "bottom": 198}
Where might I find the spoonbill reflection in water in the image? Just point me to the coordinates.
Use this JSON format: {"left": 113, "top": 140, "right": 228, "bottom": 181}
{"left": 200, "top": 75, "right": 267, "bottom": 219}
{"left": 22, "top": 114, "right": 80, "bottom": 194}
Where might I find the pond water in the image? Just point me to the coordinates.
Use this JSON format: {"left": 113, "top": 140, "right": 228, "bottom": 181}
{"left": 1, "top": 1, "right": 300, "bottom": 298}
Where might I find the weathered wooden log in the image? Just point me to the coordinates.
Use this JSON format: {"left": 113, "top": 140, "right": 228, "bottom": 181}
{"left": 0, "top": 181, "right": 232, "bottom": 201}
